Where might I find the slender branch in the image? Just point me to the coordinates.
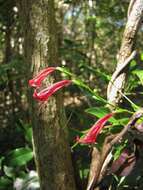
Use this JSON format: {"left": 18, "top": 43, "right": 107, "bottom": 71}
{"left": 127, "top": 0, "right": 136, "bottom": 19}
{"left": 107, "top": 0, "right": 143, "bottom": 108}
{"left": 107, "top": 50, "right": 136, "bottom": 100}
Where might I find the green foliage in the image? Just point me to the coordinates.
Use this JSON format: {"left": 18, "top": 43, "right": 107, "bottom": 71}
{"left": 1, "top": 0, "right": 143, "bottom": 189}
{"left": 0, "top": 119, "right": 34, "bottom": 189}
{"left": 133, "top": 70, "right": 143, "bottom": 85}
{"left": 4, "top": 147, "right": 33, "bottom": 167}
{"left": 0, "top": 177, "right": 13, "bottom": 190}
{"left": 113, "top": 140, "right": 128, "bottom": 161}
{"left": 85, "top": 106, "right": 115, "bottom": 121}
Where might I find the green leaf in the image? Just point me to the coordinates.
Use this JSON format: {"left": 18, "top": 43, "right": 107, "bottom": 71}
{"left": 85, "top": 107, "right": 117, "bottom": 123}
{"left": 116, "top": 118, "right": 129, "bottom": 126}
{"left": 0, "top": 177, "right": 12, "bottom": 190}
{"left": 130, "top": 60, "right": 137, "bottom": 69}
{"left": 25, "top": 128, "right": 32, "bottom": 143}
{"left": 115, "top": 108, "right": 133, "bottom": 114}
{"left": 4, "top": 148, "right": 33, "bottom": 167}
{"left": 79, "top": 168, "right": 89, "bottom": 179}
{"left": 57, "top": 67, "right": 107, "bottom": 103}
{"left": 72, "top": 79, "right": 106, "bottom": 103}
{"left": 79, "top": 63, "right": 111, "bottom": 81}
{"left": 140, "top": 52, "right": 143, "bottom": 61}
{"left": 113, "top": 140, "right": 128, "bottom": 160}
{"left": 133, "top": 70, "right": 143, "bottom": 85}
{"left": 4, "top": 166, "right": 15, "bottom": 178}
{"left": 16, "top": 121, "right": 32, "bottom": 144}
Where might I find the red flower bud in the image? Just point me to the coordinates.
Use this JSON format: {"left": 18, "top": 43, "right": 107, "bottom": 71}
{"left": 29, "top": 67, "right": 56, "bottom": 87}
{"left": 33, "top": 80, "right": 71, "bottom": 101}
{"left": 77, "top": 113, "right": 113, "bottom": 144}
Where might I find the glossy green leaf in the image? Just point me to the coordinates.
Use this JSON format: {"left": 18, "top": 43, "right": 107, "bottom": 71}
{"left": 85, "top": 107, "right": 117, "bottom": 123}
{"left": 4, "top": 148, "right": 33, "bottom": 167}
{"left": 115, "top": 108, "right": 133, "bottom": 114}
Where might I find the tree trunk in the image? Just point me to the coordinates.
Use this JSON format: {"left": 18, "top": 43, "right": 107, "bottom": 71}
{"left": 18, "top": 0, "right": 76, "bottom": 190}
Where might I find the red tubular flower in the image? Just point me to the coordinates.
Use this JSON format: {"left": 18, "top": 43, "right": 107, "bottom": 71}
{"left": 33, "top": 80, "right": 71, "bottom": 101}
{"left": 77, "top": 113, "right": 113, "bottom": 144}
{"left": 29, "top": 67, "right": 56, "bottom": 87}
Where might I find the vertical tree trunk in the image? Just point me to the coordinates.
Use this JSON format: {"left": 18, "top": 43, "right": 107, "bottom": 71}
{"left": 18, "top": 0, "right": 76, "bottom": 190}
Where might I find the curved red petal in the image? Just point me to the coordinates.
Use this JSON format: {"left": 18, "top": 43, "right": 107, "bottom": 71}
{"left": 33, "top": 80, "right": 71, "bottom": 101}
{"left": 29, "top": 67, "right": 56, "bottom": 87}
{"left": 77, "top": 113, "right": 114, "bottom": 144}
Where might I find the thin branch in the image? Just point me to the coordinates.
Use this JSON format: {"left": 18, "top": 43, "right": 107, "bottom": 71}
{"left": 107, "top": 0, "right": 143, "bottom": 108}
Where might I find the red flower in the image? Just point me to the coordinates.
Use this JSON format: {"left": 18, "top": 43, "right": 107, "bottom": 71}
{"left": 77, "top": 113, "right": 113, "bottom": 144}
{"left": 29, "top": 67, "right": 56, "bottom": 87}
{"left": 33, "top": 80, "right": 71, "bottom": 101}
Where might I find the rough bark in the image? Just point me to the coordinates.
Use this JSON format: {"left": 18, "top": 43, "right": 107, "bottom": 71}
{"left": 18, "top": 0, "right": 76, "bottom": 190}
{"left": 87, "top": 148, "right": 100, "bottom": 190}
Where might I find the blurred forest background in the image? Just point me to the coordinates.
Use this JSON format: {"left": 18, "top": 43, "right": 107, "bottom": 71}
{"left": 0, "top": 0, "right": 143, "bottom": 190}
